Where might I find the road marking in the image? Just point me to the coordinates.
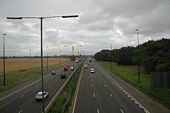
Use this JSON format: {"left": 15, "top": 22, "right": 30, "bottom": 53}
{"left": 134, "top": 100, "right": 138, "bottom": 104}
{"left": 71, "top": 68, "right": 83, "bottom": 113}
{"left": 0, "top": 72, "right": 54, "bottom": 101}
{"left": 91, "top": 84, "right": 93, "bottom": 87}
{"left": 0, "top": 66, "right": 68, "bottom": 101}
{"left": 18, "top": 110, "right": 22, "bottom": 113}
{"left": 20, "top": 95, "right": 25, "bottom": 98}
{"left": 109, "top": 93, "right": 112, "bottom": 97}
{"left": 94, "top": 63, "right": 150, "bottom": 113}
{"left": 103, "top": 84, "right": 106, "bottom": 88}
{"left": 120, "top": 109, "right": 124, "bottom": 113}
{"left": 97, "top": 108, "right": 100, "bottom": 113}
{"left": 93, "top": 93, "right": 96, "bottom": 98}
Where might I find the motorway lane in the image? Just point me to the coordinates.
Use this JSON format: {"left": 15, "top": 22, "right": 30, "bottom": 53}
{"left": 74, "top": 62, "right": 147, "bottom": 113}
{"left": 0, "top": 66, "right": 74, "bottom": 113}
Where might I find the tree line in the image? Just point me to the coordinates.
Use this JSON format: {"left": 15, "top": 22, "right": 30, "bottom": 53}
{"left": 95, "top": 38, "right": 170, "bottom": 73}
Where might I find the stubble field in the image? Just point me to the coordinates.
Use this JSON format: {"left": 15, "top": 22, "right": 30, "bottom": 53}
{"left": 0, "top": 58, "right": 68, "bottom": 74}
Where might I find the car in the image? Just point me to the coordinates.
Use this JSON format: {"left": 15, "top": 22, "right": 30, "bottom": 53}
{"left": 35, "top": 91, "right": 49, "bottom": 101}
{"left": 84, "top": 64, "right": 87, "bottom": 69}
{"left": 90, "top": 68, "right": 94, "bottom": 73}
{"left": 70, "top": 66, "right": 74, "bottom": 71}
{"left": 64, "top": 67, "right": 68, "bottom": 71}
{"left": 60, "top": 73, "right": 66, "bottom": 79}
{"left": 51, "top": 71, "right": 56, "bottom": 75}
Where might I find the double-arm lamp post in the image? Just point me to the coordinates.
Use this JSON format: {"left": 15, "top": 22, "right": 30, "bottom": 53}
{"left": 7, "top": 15, "right": 78, "bottom": 113}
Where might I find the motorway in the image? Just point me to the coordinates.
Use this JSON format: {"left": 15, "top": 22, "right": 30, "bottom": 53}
{"left": 73, "top": 61, "right": 148, "bottom": 113}
{"left": 0, "top": 65, "right": 75, "bottom": 113}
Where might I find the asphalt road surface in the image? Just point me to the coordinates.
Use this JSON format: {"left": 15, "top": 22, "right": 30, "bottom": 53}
{"left": 74, "top": 61, "right": 148, "bottom": 113}
{"left": 0, "top": 65, "right": 75, "bottom": 113}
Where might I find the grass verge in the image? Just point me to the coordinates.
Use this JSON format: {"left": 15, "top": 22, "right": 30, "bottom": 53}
{"left": 48, "top": 63, "right": 83, "bottom": 113}
{"left": 97, "top": 61, "right": 170, "bottom": 108}
{"left": 0, "top": 62, "right": 70, "bottom": 93}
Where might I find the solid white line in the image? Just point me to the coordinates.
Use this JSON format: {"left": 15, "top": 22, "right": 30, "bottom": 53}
{"left": 0, "top": 66, "right": 67, "bottom": 101}
{"left": 94, "top": 62, "right": 150, "bottom": 113}
{"left": 0, "top": 73, "right": 54, "bottom": 101}
{"left": 71, "top": 68, "right": 83, "bottom": 113}
{"left": 0, "top": 79, "right": 40, "bottom": 101}
{"left": 97, "top": 108, "right": 100, "bottom": 113}
{"left": 45, "top": 66, "right": 79, "bottom": 113}
{"left": 120, "top": 109, "right": 124, "bottom": 113}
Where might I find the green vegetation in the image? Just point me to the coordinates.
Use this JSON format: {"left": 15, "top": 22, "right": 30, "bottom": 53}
{"left": 97, "top": 61, "right": 170, "bottom": 107}
{"left": 0, "top": 63, "right": 70, "bottom": 92}
{"left": 49, "top": 64, "right": 82, "bottom": 113}
{"left": 95, "top": 38, "right": 170, "bottom": 73}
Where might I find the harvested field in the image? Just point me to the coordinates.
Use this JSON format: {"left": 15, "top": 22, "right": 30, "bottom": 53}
{"left": 0, "top": 58, "right": 69, "bottom": 74}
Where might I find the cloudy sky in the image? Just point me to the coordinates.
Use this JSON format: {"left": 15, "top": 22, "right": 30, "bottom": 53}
{"left": 0, "top": 0, "right": 170, "bottom": 56}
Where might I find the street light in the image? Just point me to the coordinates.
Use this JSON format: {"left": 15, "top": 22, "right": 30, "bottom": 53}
{"left": 60, "top": 49, "right": 61, "bottom": 68}
{"left": 2, "top": 33, "right": 6, "bottom": 86}
{"left": 46, "top": 46, "right": 48, "bottom": 71}
{"left": 7, "top": 15, "right": 78, "bottom": 113}
{"left": 63, "top": 45, "right": 71, "bottom": 64}
{"left": 136, "top": 29, "right": 140, "bottom": 83}
{"left": 72, "top": 46, "right": 75, "bottom": 67}
{"left": 110, "top": 44, "right": 113, "bottom": 69}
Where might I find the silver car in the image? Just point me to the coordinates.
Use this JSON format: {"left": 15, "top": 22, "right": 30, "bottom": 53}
{"left": 35, "top": 91, "right": 49, "bottom": 101}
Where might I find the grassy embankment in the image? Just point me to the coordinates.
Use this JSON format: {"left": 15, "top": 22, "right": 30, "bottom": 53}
{"left": 49, "top": 64, "right": 82, "bottom": 113}
{"left": 0, "top": 58, "right": 70, "bottom": 92}
{"left": 97, "top": 61, "right": 170, "bottom": 108}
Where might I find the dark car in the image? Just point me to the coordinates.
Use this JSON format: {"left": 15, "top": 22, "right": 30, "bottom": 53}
{"left": 51, "top": 71, "right": 56, "bottom": 75}
{"left": 60, "top": 73, "right": 66, "bottom": 79}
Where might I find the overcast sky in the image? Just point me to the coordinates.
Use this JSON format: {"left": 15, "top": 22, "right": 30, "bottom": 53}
{"left": 0, "top": 0, "right": 170, "bottom": 56}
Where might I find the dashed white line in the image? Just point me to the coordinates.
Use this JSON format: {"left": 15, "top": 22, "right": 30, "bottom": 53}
{"left": 18, "top": 110, "right": 22, "bottom": 113}
{"left": 120, "top": 109, "right": 124, "bottom": 113}
{"left": 97, "top": 108, "right": 100, "bottom": 113}
{"left": 20, "top": 95, "right": 25, "bottom": 98}
{"left": 94, "top": 63, "right": 150, "bottom": 113}
{"left": 109, "top": 93, "right": 113, "bottom": 97}
{"left": 93, "top": 93, "right": 96, "bottom": 98}
{"left": 103, "top": 84, "right": 106, "bottom": 88}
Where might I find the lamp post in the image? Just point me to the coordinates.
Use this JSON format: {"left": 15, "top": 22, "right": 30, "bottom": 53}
{"left": 136, "top": 29, "right": 140, "bottom": 83}
{"left": 60, "top": 49, "right": 61, "bottom": 68}
{"left": 110, "top": 44, "right": 113, "bottom": 69}
{"left": 72, "top": 46, "right": 74, "bottom": 67}
{"left": 7, "top": 15, "right": 78, "bottom": 113}
{"left": 46, "top": 46, "right": 48, "bottom": 71}
{"left": 2, "top": 34, "right": 6, "bottom": 86}
{"left": 63, "top": 45, "right": 69, "bottom": 64}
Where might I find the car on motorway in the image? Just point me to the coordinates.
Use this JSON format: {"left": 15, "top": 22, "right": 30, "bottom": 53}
{"left": 70, "top": 66, "right": 74, "bottom": 71}
{"left": 35, "top": 91, "right": 49, "bottom": 101}
{"left": 60, "top": 73, "right": 66, "bottom": 79}
{"left": 90, "top": 68, "right": 94, "bottom": 73}
{"left": 64, "top": 67, "right": 69, "bottom": 71}
{"left": 84, "top": 64, "right": 87, "bottom": 69}
{"left": 51, "top": 71, "right": 56, "bottom": 75}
